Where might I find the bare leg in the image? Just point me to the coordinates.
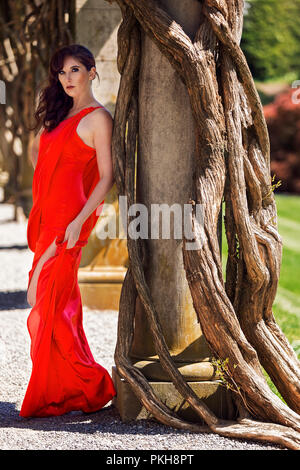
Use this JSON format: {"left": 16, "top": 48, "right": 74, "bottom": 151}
{"left": 27, "top": 236, "right": 58, "bottom": 307}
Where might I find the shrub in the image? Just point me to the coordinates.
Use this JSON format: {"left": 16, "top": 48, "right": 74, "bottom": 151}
{"left": 264, "top": 88, "right": 300, "bottom": 194}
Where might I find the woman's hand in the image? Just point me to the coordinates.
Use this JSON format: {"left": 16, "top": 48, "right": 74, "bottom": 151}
{"left": 63, "top": 218, "right": 82, "bottom": 249}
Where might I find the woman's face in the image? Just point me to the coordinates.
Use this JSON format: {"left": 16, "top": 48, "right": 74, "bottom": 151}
{"left": 58, "top": 55, "right": 95, "bottom": 97}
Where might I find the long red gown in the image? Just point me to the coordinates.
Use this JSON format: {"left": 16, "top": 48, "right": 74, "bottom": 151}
{"left": 20, "top": 106, "right": 117, "bottom": 418}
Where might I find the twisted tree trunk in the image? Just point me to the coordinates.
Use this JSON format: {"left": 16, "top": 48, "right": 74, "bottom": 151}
{"left": 106, "top": 0, "right": 300, "bottom": 449}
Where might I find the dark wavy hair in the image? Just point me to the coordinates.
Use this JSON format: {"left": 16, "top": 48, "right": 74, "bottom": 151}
{"left": 30, "top": 44, "right": 100, "bottom": 133}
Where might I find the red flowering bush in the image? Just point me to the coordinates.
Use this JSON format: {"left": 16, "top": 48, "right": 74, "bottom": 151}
{"left": 263, "top": 87, "right": 300, "bottom": 194}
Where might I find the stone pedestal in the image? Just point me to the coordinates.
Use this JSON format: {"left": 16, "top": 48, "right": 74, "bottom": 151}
{"left": 111, "top": 366, "right": 236, "bottom": 423}
{"left": 79, "top": 266, "right": 126, "bottom": 310}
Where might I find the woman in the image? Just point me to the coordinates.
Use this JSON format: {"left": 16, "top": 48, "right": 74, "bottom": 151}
{"left": 20, "top": 44, "right": 117, "bottom": 418}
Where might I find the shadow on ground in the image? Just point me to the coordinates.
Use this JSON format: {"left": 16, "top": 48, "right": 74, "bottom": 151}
{"left": 0, "top": 402, "right": 166, "bottom": 436}
{"left": 0, "top": 291, "right": 29, "bottom": 310}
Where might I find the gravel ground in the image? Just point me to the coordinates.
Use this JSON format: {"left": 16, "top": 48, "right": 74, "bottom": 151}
{"left": 0, "top": 201, "right": 283, "bottom": 450}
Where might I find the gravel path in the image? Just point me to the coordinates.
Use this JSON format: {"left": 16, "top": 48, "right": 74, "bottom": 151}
{"left": 0, "top": 201, "right": 282, "bottom": 450}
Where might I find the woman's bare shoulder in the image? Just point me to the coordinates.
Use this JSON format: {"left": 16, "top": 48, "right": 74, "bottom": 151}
{"left": 93, "top": 105, "right": 112, "bottom": 119}
{"left": 84, "top": 106, "right": 113, "bottom": 133}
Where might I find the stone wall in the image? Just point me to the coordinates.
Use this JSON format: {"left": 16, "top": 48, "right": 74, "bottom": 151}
{"left": 76, "top": 0, "right": 121, "bottom": 116}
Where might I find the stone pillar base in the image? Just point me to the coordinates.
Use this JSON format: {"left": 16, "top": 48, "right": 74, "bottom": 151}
{"left": 111, "top": 366, "right": 236, "bottom": 423}
{"left": 79, "top": 283, "right": 123, "bottom": 310}
{"left": 78, "top": 266, "right": 126, "bottom": 310}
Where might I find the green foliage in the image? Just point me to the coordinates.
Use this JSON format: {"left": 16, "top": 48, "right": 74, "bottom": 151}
{"left": 262, "top": 368, "right": 286, "bottom": 404}
{"left": 241, "top": 0, "right": 300, "bottom": 81}
{"left": 211, "top": 357, "right": 239, "bottom": 392}
{"left": 211, "top": 356, "right": 254, "bottom": 414}
{"left": 266, "top": 174, "right": 282, "bottom": 198}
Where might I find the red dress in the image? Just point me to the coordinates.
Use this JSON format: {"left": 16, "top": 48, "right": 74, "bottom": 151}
{"left": 20, "top": 106, "right": 117, "bottom": 418}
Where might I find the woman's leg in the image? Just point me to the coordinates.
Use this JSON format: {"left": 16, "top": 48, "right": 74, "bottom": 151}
{"left": 27, "top": 236, "right": 58, "bottom": 307}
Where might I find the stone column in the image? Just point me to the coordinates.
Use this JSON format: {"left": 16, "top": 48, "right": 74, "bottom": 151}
{"left": 76, "top": 0, "right": 121, "bottom": 114}
{"left": 112, "top": 0, "right": 233, "bottom": 422}
{"left": 131, "top": 0, "right": 214, "bottom": 380}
